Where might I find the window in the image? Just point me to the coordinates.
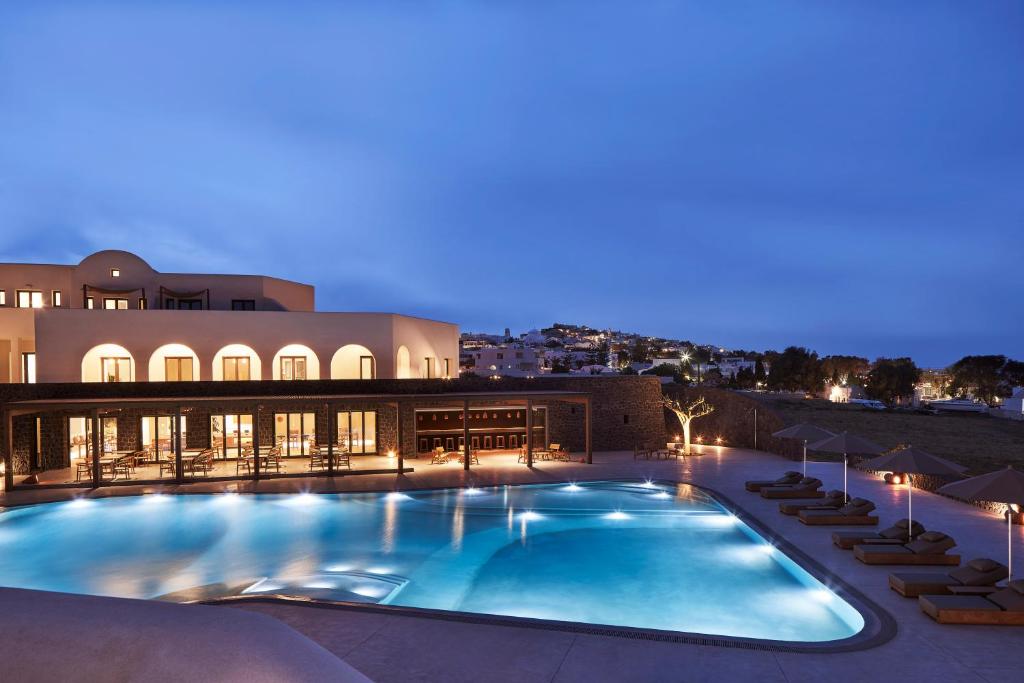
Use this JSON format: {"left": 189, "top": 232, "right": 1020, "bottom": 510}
{"left": 164, "top": 357, "right": 194, "bottom": 382}
{"left": 223, "top": 356, "right": 251, "bottom": 381}
{"left": 444, "top": 358, "right": 451, "bottom": 378}
{"left": 138, "top": 298, "right": 147, "bottom": 310}
{"left": 424, "top": 357, "right": 435, "bottom": 378}
{"left": 280, "top": 356, "right": 307, "bottom": 380}
{"left": 86, "top": 297, "right": 95, "bottom": 309}
{"left": 164, "top": 298, "right": 175, "bottom": 309}
{"left": 110, "top": 268, "right": 120, "bottom": 278}
{"left": 210, "top": 414, "right": 253, "bottom": 459}
{"left": 103, "top": 298, "right": 128, "bottom": 310}
{"left": 231, "top": 299, "right": 256, "bottom": 311}
{"left": 337, "top": 410, "right": 377, "bottom": 454}
{"left": 52, "top": 290, "right": 62, "bottom": 307}
{"left": 100, "top": 357, "right": 131, "bottom": 382}
{"left": 177, "top": 299, "right": 202, "bottom": 310}
{"left": 0, "top": 290, "right": 5, "bottom": 306}
{"left": 16, "top": 290, "right": 43, "bottom": 308}
{"left": 275, "top": 412, "right": 316, "bottom": 456}
{"left": 360, "top": 355, "right": 375, "bottom": 379}
{"left": 21, "top": 352, "right": 36, "bottom": 384}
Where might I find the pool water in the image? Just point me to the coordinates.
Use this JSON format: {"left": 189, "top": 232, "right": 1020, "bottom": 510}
{"left": 0, "top": 481, "right": 864, "bottom": 642}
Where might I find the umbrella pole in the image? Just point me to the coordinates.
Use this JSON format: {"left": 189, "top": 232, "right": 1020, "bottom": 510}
{"left": 1010, "top": 505, "right": 1014, "bottom": 581}
{"left": 803, "top": 441, "right": 807, "bottom": 476}
{"left": 908, "top": 474, "right": 912, "bottom": 540}
{"left": 843, "top": 453, "right": 847, "bottom": 499}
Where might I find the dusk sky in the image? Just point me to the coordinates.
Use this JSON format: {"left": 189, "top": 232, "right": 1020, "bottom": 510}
{"left": 1, "top": 2, "right": 1021, "bottom": 367}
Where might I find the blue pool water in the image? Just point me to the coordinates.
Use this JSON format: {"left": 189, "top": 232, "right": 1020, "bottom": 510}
{"left": 0, "top": 481, "right": 863, "bottom": 642}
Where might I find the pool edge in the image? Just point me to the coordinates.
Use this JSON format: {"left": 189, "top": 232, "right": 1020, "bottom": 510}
{"left": 186, "top": 477, "right": 899, "bottom": 654}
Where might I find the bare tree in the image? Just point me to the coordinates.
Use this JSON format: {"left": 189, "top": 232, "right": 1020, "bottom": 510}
{"left": 663, "top": 396, "right": 715, "bottom": 454}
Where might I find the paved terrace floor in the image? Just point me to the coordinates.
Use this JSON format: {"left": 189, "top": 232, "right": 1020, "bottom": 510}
{"left": 2, "top": 447, "right": 1023, "bottom": 682}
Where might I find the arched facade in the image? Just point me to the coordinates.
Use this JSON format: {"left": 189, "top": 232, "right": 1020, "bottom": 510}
{"left": 271, "top": 343, "right": 321, "bottom": 380}
{"left": 81, "top": 343, "right": 135, "bottom": 383}
{"left": 147, "top": 343, "right": 201, "bottom": 381}
{"left": 330, "top": 344, "right": 376, "bottom": 380}
{"left": 211, "top": 344, "right": 263, "bottom": 381}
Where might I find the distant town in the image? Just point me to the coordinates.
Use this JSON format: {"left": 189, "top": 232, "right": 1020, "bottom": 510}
{"left": 460, "top": 323, "right": 1024, "bottom": 419}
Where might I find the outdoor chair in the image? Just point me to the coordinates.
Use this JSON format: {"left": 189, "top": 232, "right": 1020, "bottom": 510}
{"left": 191, "top": 449, "right": 216, "bottom": 477}
{"left": 75, "top": 457, "right": 93, "bottom": 482}
{"left": 919, "top": 579, "right": 1024, "bottom": 624}
{"left": 779, "top": 489, "right": 848, "bottom": 515}
{"left": 263, "top": 447, "right": 283, "bottom": 474}
{"left": 760, "top": 477, "right": 824, "bottom": 499}
{"left": 159, "top": 457, "right": 176, "bottom": 478}
{"left": 458, "top": 446, "right": 480, "bottom": 465}
{"left": 112, "top": 454, "right": 134, "bottom": 480}
{"left": 745, "top": 471, "right": 802, "bottom": 492}
{"left": 431, "top": 447, "right": 449, "bottom": 465}
{"left": 854, "top": 531, "right": 960, "bottom": 565}
{"left": 798, "top": 498, "right": 878, "bottom": 526}
{"left": 832, "top": 518, "right": 926, "bottom": 549}
{"left": 334, "top": 446, "right": 351, "bottom": 471}
{"left": 309, "top": 444, "right": 328, "bottom": 471}
{"left": 889, "top": 558, "right": 1009, "bottom": 598}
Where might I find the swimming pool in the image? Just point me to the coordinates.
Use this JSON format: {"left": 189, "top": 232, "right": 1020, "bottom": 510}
{"left": 0, "top": 481, "right": 864, "bottom": 642}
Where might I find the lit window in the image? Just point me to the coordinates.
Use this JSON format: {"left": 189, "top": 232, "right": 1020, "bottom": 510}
{"left": 21, "top": 352, "right": 36, "bottom": 383}
{"left": 86, "top": 297, "right": 95, "bottom": 309}
{"left": 223, "top": 356, "right": 251, "bottom": 381}
{"left": 103, "top": 298, "right": 128, "bottom": 310}
{"left": 164, "top": 357, "right": 194, "bottom": 382}
{"left": 0, "top": 290, "right": 5, "bottom": 305}
{"left": 280, "top": 356, "right": 307, "bottom": 380}
{"left": 138, "top": 298, "right": 147, "bottom": 309}
{"left": 100, "top": 357, "right": 131, "bottom": 382}
{"left": 16, "top": 290, "right": 43, "bottom": 308}
{"left": 52, "top": 290, "right": 62, "bottom": 307}
{"left": 111, "top": 268, "right": 120, "bottom": 277}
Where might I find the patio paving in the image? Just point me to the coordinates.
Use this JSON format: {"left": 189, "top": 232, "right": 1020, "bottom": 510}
{"left": 3, "top": 447, "right": 1023, "bottom": 681}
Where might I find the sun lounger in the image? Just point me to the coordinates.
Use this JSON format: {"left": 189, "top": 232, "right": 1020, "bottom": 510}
{"left": 760, "top": 477, "right": 824, "bottom": 499}
{"left": 745, "top": 471, "right": 802, "bottom": 492}
{"left": 854, "top": 531, "right": 959, "bottom": 565}
{"left": 919, "top": 580, "right": 1024, "bottom": 624}
{"left": 889, "top": 558, "right": 1009, "bottom": 597}
{"left": 832, "top": 518, "right": 925, "bottom": 549}
{"left": 779, "top": 490, "right": 848, "bottom": 515}
{"left": 798, "top": 498, "right": 877, "bottom": 525}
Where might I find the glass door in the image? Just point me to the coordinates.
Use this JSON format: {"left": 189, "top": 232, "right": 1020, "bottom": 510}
{"left": 274, "top": 412, "right": 315, "bottom": 456}
{"left": 68, "top": 417, "right": 93, "bottom": 462}
{"left": 210, "top": 414, "right": 253, "bottom": 459}
{"left": 141, "top": 416, "right": 187, "bottom": 460}
{"left": 337, "top": 411, "right": 377, "bottom": 454}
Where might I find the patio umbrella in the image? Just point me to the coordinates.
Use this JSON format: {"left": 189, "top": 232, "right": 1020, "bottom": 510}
{"left": 861, "top": 446, "right": 966, "bottom": 540}
{"left": 772, "top": 423, "right": 836, "bottom": 476}
{"left": 808, "top": 431, "right": 885, "bottom": 498}
{"left": 938, "top": 467, "right": 1024, "bottom": 579}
